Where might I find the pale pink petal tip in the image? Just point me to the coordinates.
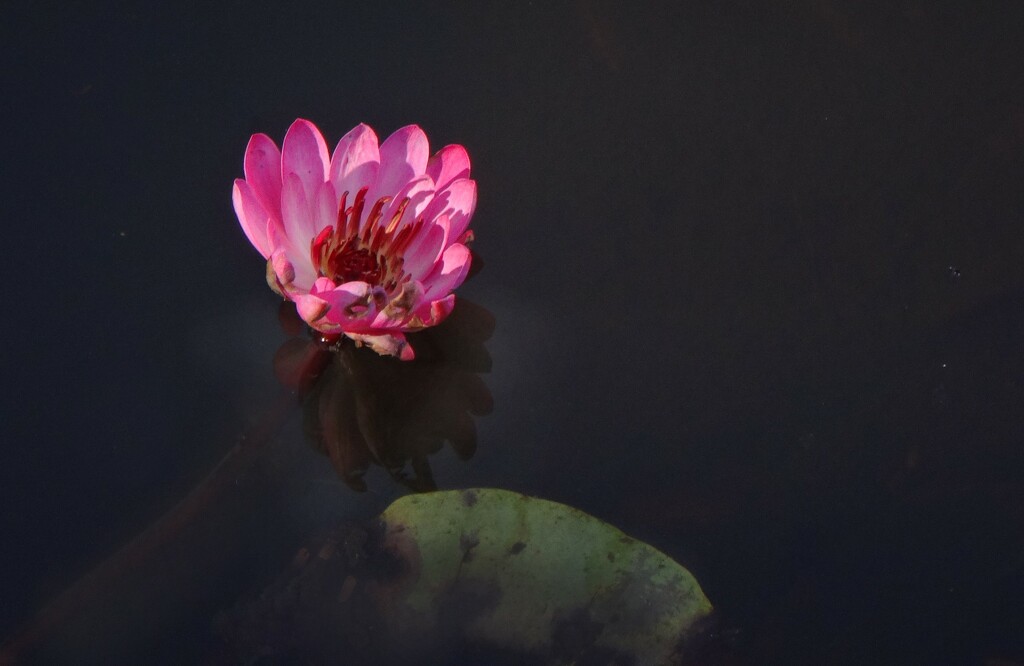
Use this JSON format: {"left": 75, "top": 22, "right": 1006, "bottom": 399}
{"left": 244, "top": 133, "right": 283, "bottom": 214}
{"left": 427, "top": 144, "right": 471, "bottom": 191}
{"left": 282, "top": 119, "right": 330, "bottom": 199}
{"left": 382, "top": 125, "right": 429, "bottom": 172}
{"left": 423, "top": 243, "right": 472, "bottom": 299}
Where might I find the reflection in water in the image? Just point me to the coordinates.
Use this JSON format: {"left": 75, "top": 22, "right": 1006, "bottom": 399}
{"left": 273, "top": 298, "right": 494, "bottom": 491}
{"left": 0, "top": 300, "right": 492, "bottom": 663}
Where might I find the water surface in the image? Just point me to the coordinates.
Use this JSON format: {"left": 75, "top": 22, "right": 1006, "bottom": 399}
{"left": 2, "top": 1, "right": 1022, "bottom": 663}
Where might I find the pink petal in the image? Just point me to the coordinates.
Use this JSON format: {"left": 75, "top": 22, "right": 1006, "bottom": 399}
{"left": 317, "top": 281, "right": 379, "bottom": 329}
{"left": 444, "top": 179, "right": 477, "bottom": 241}
{"left": 314, "top": 181, "right": 338, "bottom": 235}
{"left": 244, "top": 133, "right": 283, "bottom": 215}
{"left": 233, "top": 179, "right": 272, "bottom": 258}
{"left": 371, "top": 125, "right": 429, "bottom": 201}
{"left": 267, "top": 217, "right": 316, "bottom": 291}
{"left": 296, "top": 279, "right": 377, "bottom": 332}
{"left": 313, "top": 279, "right": 371, "bottom": 302}
{"left": 420, "top": 178, "right": 476, "bottom": 243}
{"left": 382, "top": 175, "right": 434, "bottom": 233}
{"left": 426, "top": 144, "right": 471, "bottom": 191}
{"left": 329, "top": 123, "right": 380, "bottom": 198}
{"left": 266, "top": 215, "right": 290, "bottom": 251}
{"left": 402, "top": 215, "right": 449, "bottom": 281}
{"left": 422, "top": 243, "right": 471, "bottom": 299}
{"left": 281, "top": 119, "right": 330, "bottom": 203}
{"left": 281, "top": 173, "right": 315, "bottom": 248}
{"left": 309, "top": 276, "right": 337, "bottom": 294}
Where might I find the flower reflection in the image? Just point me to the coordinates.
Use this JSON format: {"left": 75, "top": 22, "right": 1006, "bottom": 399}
{"left": 274, "top": 299, "right": 493, "bottom": 491}
{"left": 233, "top": 120, "right": 477, "bottom": 360}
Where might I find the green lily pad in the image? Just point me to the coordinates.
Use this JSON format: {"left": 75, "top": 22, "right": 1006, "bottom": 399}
{"left": 373, "top": 488, "right": 712, "bottom": 664}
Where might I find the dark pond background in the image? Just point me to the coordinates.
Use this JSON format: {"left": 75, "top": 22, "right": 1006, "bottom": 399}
{"left": 2, "top": 1, "right": 1023, "bottom": 663}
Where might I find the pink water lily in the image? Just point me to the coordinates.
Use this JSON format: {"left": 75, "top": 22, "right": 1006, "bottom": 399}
{"left": 233, "top": 120, "right": 476, "bottom": 360}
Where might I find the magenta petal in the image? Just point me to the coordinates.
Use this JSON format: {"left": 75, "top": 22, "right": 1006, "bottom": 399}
{"left": 299, "top": 276, "right": 366, "bottom": 325}
{"left": 315, "top": 279, "right": 371, "bottom": 304}
{"left": 282, "top": 119, "right": 330, "bottom": 202}
{"left": 314, "top": 181, "right": 338, "bottom": 235}
{"left": 402, "top": 215, "right": 449, "bottom": 281}
{"left": 266, "top": 215, "right": 289, "bottom": 251}
{"left": 443, "top": 179, "right": 477, "bottom": 242}
{"left": 233, "top": 179, "right": 272, "bottom": 258}
{"left": 422, "top": 243, "right": 471, "bottom": 299}
{"left": 309, "top": 276, "right": 337, "bottom": 294}
{"left": 382, "top": 175, "right": 434, "bottom": 232}
{"left": 267, "top": 217, "right": 316, "bottom": 291}
{"left": 317, "top": 281, "right": 378, "bottom": 327}
{"left": 426, "top": 144, "right": 471, "bottom": 191}
{"left": 440, "top": 177, "right": 479, "bottom": 242}
{"left": 420, "top": 178, "right": 476, "bottom": 243}
{"left": 244, "top": 133, "right": 283, "bottom": 215}
{"left": 372, "top": 125, "right": 429, "bottom": 201}
{"left": 329, "top": 123, "right": 380, "bottom": 198}
{"left": 281, "top": 173, "right": 315, "bottom": 248}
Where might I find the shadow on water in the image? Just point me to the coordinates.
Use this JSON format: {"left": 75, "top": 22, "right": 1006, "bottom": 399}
{"left": 0, "top": 299, "right": 495, "bottom": 665}
{"left": 275, "top": 298, "right": 495, "bottom": 492}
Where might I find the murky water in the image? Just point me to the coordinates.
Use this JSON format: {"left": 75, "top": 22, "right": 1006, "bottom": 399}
{"left": 2, "top": 2, "right": 1023, "bottom": 663}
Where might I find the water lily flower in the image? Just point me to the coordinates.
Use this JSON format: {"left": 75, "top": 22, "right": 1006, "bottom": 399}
{"left": 233, "top": 120, "right": 476, "bottom": 360}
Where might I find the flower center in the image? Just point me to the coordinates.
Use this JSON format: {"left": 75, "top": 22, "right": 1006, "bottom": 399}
{"left": 310, "top": 187, "right": 425, "bottom": 292}
{"left": 325, "top": 246, "right": 383, "bottom": 285}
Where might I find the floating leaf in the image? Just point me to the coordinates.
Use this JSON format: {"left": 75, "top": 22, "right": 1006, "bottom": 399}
{"left": 372, "top": 488, "right": 712, "bottom": 664}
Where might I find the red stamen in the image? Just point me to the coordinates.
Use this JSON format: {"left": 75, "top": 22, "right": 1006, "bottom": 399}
{"left": 349, "top": 187, "right": 368, "bottom": 238}
{"left": 310, "top": 226, "right": 334, "bottom": 268}
{"left": 336, "top": 190, "right": 349, "bottom": 227}
{"left": 385, "top": 198, "right": 411, "bottom": 234}
{"left": 308, "top": 190, "right": 423, "bottom": 293}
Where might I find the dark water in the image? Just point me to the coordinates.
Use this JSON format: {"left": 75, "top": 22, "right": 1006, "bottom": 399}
{"left": 2, "top": 1, "right": 1023, "bottom": 663}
